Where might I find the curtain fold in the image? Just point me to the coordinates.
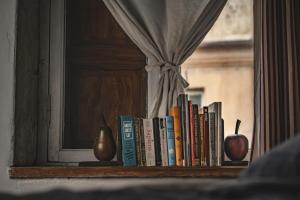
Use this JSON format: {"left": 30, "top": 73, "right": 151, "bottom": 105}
{"left": 252, "top": 0, "right": 300, "bottom": 161}
{"left": 103, "top": 0, "right": 227, "bottom": 117}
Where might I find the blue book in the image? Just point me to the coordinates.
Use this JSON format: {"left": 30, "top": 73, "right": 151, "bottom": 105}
{"left": 119, "top": 116, "right": 137, "bottom": 167}
{"left": 165, "top": 116, "right": 176, "bottom": 166}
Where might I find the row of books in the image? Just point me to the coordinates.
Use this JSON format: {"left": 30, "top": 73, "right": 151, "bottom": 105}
{"left": 118, "top": 94, "right": 224, "bottom": 167}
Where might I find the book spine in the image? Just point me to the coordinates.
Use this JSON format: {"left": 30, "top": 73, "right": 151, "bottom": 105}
{"left": 153, "top": 117, "right": 162, "bottom": 166}
{"left": 142, "top": 118, "right": 156, "bottom": 166}
{"left": 159, "top": 118, "right": 168, "bottom": 166}
{"left": 166, "top": 116, "right": 176, "bottom": 166}
{"left": 134, "top": 118, "right": 141, "bottom": 166}
{"left": 169, "top": 106, "right": 183, "bottom": 166}
{"left": 185, "top": 97, "right": 191, "bottom": 166}
{"left": 189, "top": 101, "right": 196, "bottom": 166}
{"left": 221, "top": 118, "right": 224, "bottom": 166}
{"left": 192, "top": 105, "right": 200, "bottom": 166}
{"left": 203, "top": 107, "right": 209, "bottom": 166}
{"left": 117, "top": 117, "right": 123, "bottom": 163}
{"left": 199, "top": 113, "right": 205, "bottom": 166}
{"left": 140, "top": 119, "right": 146, "bottom": 166}
{"left": 120, "top": 116, "right": 137, "bottom": 167}
{"left": 177, "top": 94, "right": 186, "bottom": 166}
{"left": 209, "top": 112, "right": 216, "bottom": 167}
{"left": 217, "top": 103, "right": 223, "bottom": 166}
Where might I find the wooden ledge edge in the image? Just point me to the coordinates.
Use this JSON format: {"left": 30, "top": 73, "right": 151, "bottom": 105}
{"left": 9, "top": 166, "right": 246, "bottom": 179}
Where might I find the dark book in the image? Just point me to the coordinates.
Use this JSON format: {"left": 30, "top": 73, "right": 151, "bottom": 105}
{"left": 192, "top": 104, "right": 201, "bottom": 166}
{"left": 185, "top": 99, "right": 191, "bottom": 166}
{"left": 177, "top": 94, "right": 187, "bottom": 166}
{"left": 221, "top": 118, "right": 224, "bottom": 165}
{"left": 203, "top": 106, "right": 210, "bottom": 166}
{"left": 199, "top": 113, "right": 205, "bottom": 166}
{"left": 119, "top": 116, "right": 137, "bottom": 167}
{"left": 209, "top": 112, "right": 216, "bottom": 167}
{"left": 134, "top": 118, "right": 142, "bottom": 166}
{"left": 153, "top": 117, "right": 162, "bottom": 166}
{"left": 189, "top": 101, "right": 195, "bottom": 166}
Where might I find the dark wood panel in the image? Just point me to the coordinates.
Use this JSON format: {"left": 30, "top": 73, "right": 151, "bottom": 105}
{"left": 64, "top": 67, "right": 146, "bottom": 148}
{"left": 66, "top": 45, "right": 145, "bottom": 67}
{"left": 64, "top": 0, "right": 146, "bottom": 149}
{"left": 10, "top": 166, "right": 245, "bottom": 178}
{"left": 66, "top": 0, "right": 136, "bottom": 47}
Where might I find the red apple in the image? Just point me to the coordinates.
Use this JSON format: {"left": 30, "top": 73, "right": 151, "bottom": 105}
{"left": 224, "top": 120, "right": 248, "bottom": 161}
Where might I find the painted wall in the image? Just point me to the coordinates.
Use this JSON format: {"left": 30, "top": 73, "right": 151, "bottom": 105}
{"left": 0, "top": 0, "right": 226, "bottom": 194}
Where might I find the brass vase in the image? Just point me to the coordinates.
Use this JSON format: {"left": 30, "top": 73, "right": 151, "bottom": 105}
{"left": 93, "top": 115, "right": 116, "bottom": 161}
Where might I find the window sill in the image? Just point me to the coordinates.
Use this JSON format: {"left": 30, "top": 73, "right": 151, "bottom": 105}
{"left": 9, "top": 166, "right": 246, "bottom": 179}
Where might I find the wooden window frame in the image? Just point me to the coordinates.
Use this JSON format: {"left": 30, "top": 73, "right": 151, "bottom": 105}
{"left": 47, "top": 0, "right": 97, "bottom": 162}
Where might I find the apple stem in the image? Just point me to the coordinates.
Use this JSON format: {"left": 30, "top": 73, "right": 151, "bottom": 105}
{"left": 235, "top": 119, "right": 241, "bottom": 135}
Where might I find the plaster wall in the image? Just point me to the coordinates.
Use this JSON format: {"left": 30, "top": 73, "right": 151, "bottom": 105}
{"left": 0, "top": 0, "right": 225, "bottom": 194}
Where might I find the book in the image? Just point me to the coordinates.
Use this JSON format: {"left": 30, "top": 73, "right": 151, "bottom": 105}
{"left": 208, "top": 102, "right": 222, "bottom": 166}
{"left": 192, "top": 104, "right": 201, "bottom": 166}
{"left": 159, "top": 118, "right": 168, "bottom": 166}
{"left": 208, "top": 112, "right": 216, "bottom": 166}
{"left": 119, "top": 116, "right": 137, "bottom": 167}
{"left": 166, "top": 116, "right": 176, "bottom": 166}
{"left": 203, "top": 106, "right": 209, "bottom": 166}
{"left": 142, "top": 118, "right": 156, "bottom": 166}
{"left": 185, "top": 99, "right": 191, "bottom": 167}
{"left": 177, "top": 94, "right": 187, "bottom": 166}
{"left": 199, "top": 113, "right": 205, "bottom": 166}
{"left": 189, "top": 101, "right": 196, "bottom": 166}
{"left": 169, "top": 106, "right": 183, "bottom": 166}
{"left": 153, "top": 117, "right": 162, "bottom": 166}
{"left": 134, "top": 118, "right": 142, "bottom": 166}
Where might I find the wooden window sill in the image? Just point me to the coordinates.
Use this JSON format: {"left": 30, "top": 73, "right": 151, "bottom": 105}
{"left": 9, "top": 166, "right": 246, "bottom": 179}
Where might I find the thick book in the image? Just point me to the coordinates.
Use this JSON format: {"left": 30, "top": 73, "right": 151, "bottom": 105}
{"left": 203, "top": 106, "right": 210, "bottom": 166}
{"left": 169, "top": 106, "right": 183, "bottom": 166}
{"left": 208, "top": 112, "right": 216, "bottom": 167}
{"left": 192, "top": 104, "right": 201, "bottom": 166}
{"left": 166, "top": 116, "right": 176, "bottom": 166}
{"left": 142, "top": 118, "right": 156, "bottom": 166}
{"left": 159, "top": 118, "right": 168, "bottom": 166}
{"left": 177, "top": 94, "right": 186, "bottom": 166}
{"left": 119, "top": 116, "right": 137, "bottom": 167}
{"left": 199, "top": 113, "right": 205, "bottom": 166}
{"left": 208, "top": 102, "right": 222, "bottom": 166}
{"left": 153, "top": 117, "right": 162, "bottom": 166}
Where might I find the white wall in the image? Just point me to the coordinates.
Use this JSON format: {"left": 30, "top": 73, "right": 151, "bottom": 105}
{"left": 0, "top": 0, "right": 225, "bottom": 194}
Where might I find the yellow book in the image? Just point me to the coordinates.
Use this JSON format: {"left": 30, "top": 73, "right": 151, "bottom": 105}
{"left": 169, "top": 106, "right": 183, "bottom": 166}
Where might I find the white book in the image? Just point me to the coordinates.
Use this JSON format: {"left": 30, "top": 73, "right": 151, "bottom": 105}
{"left": 208, "top": 102, "right": 222, "bottom": 166}
{"left": 142, "top": 118, "right": 156, "bottom": 166}
{"left": 159, "top": 118, "right": 168, "bottom": 166}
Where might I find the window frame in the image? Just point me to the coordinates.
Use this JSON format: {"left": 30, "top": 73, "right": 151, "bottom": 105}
{"left": 47, "top": 0, "right": 97, "bottom": 162}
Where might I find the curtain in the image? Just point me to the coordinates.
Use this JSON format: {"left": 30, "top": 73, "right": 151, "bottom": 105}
{"left": 103, "top": 0, "right": 227, "bottom": 118}
{"left": 252, "top": 0, "right": 300, "bottom": 161}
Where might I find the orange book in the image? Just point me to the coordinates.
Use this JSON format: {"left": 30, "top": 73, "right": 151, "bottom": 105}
{"left": 169, "top": 106, "right": 183, "bottom": 166}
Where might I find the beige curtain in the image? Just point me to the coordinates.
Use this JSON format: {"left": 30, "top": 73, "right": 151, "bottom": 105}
{"left": 103, "top": 0, "right": 227, "bottom": 117}
{"left": 252, "top": 0, "right": 300, "bottom": 161}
